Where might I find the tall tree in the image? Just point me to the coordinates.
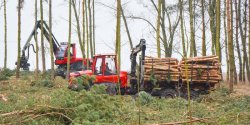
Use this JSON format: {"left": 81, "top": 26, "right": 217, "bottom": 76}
{"left": 72, "top": 0, "right": 85, "bottom": 61}
{"left": 116, "top": 0, "right": 121, "bottom": 69}
{"left": 121, "top": 6, "right": 133, "bottom": 50}
{"left": 88, "top": 0, "right": 93, "bottom": 58}
{"left": 16, "top": 0, "right": 24, "bottom": 78}
{"left": 49, "top": 0, "right": 55, "bottom": 80}
{"left": 156, "top": 0, "right": 161, "bottom": 58}
{"left": 238, "top": 0, "right": 250, "bottom": 82}
{"left": 209, "top": 0, "right": 216, "bottom": 55}
{"left": 243, "top": 1, "right": 250, "bottom": 82}
{"left": 201, "top": 0, "right": 206, "bottom": 56}
{"left": 224, "top": 0, "right": 229, "bottom": 81}
{"left": 85, "top": 0, "right": 89, "bottom": 67}
{"left": 234, "top": 0, "right": 243, "bottom": 81}
{"left": 189, "top": 0, "right": 197, "bottom": 57}
{"left": 216, "top": 0, "right": 221, "bottom": 61}
{"left": 3, "top": 0, "right": 7, "bottom": 69}
{"left": 35, "top": 0, "right": 39, "bottom": 80}
{"left": 66, "top": 0, "right": 72, "bottom": 79}
{"left": 249, "top": 0, "right": 250, "bottom": 82}
{"left": 82, "top": 0, "right": 86, "bottom": 59}
{"left": 92, "top": 0, "right": 96, "bottom": 55}
{"left": 227, "top": 0, "right": 235, "bottom": 92}
{"left": 40, "top": 0, "right": 46, "bottom": 75}
{"left": 179, "top": 0, "right": 186, "bottom": 57}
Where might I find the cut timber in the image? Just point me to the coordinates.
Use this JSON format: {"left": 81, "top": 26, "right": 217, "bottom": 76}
{"left": 180, "top": 55, "right": 221, "bottom": 87}
{"left": 144, "top": 65, "right": 179, "bottom": 72}
{"left": 144, "top": 57, "right": 179, "bottom": 83}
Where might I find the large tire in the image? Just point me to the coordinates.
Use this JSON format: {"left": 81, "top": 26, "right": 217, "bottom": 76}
{"left": 160, "top": 89, "right": 177, "bottom": 99}
{"left": 182, "top": 90, "right": 199, "bottom": 100}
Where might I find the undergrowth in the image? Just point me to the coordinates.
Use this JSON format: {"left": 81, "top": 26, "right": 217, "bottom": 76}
{"left": 0, "top": 74, "right": 250, "bottom": 125}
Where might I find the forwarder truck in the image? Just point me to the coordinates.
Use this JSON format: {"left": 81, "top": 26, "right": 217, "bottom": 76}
{"left": 69, "top": 39, "right": 220, "bottom": 98}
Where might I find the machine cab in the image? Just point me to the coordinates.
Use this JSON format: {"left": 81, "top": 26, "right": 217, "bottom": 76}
{"left": 93, "top": 54, "right": 117, "bottom": 76}
{"left": 92, "top": 54, "right": 119, "bottom": 84}
{"left": 56, "top": 42, "right": 76, "bottom": 59}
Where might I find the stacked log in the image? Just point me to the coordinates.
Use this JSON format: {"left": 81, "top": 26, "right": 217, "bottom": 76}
{"left": 180, "top": 56, "right": 222, "bottom": 84}
{"left": 144, "top": 56, "right": 180, "bottom": 82}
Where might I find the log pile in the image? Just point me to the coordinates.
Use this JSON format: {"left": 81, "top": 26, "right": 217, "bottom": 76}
{"left": 180, "top": 56, "right": 222, "bottom": 84}
{"left": 144, "top": 56, "right": 180, "bottom": 82}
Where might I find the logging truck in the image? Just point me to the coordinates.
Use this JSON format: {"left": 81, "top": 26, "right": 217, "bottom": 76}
{"left": 69, "top": 39, "right": 221, "bottom": 98}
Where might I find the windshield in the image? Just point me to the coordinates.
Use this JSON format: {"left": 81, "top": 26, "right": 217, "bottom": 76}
{"left": 56, "top": 46, "right": 67, "bottom": 58}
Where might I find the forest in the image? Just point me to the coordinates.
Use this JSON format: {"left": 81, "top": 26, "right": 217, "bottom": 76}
{"left": 0, "top": 0, "right": 250, "bottom": 124}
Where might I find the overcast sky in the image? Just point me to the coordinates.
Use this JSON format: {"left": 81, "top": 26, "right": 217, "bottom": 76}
{"left": 0, "top": 0, "right": 227, "bottom": 72}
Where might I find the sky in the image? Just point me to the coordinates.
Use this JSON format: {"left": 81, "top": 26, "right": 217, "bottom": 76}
{"left": 0, "top": 0, "right": 227, "bottom": 73}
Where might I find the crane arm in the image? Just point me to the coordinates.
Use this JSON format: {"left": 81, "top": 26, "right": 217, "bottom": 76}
{"left": 130, "top": 39, "right": 146, "bottom": 91}
{"left": 18, "top": 20, "right": 60, "bottom": 70}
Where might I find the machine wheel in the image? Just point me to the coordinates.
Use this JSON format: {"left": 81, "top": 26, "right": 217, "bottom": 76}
{"left": 182, "top": 90, "right": 199, "bottom": 100}
{"left": 160, "top": 89, "right": 177, "bottom": 99}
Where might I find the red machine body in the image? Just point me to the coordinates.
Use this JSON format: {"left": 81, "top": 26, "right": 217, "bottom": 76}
{"left": 54, "top": 43, "right": 91, "bottom": 66}
{"left": 70, "top": 54, "right": 128, "bottom": 88}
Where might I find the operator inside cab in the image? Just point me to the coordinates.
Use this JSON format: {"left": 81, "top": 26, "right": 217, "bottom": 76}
{"left": 105, "top": 62, "right": 112, "bottom": 75}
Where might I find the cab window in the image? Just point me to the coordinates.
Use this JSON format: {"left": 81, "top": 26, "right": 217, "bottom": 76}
{"left": 104, "top": 56, "right": 117, "bottom": 75}
{"left": 95, "top": 57, "right": 103, "bottom": 75}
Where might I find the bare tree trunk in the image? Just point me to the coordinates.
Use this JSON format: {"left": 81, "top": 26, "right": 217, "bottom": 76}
{"left": 235, "top": 0, "right": 243, "bottom": 82}
{"left": 85, "top": 0, "right": 90, "bottom": 68}
{"left": 116, "top": 0, "right": 121, "bottom": 67}
{"left": 92, "top": 0, "right": 96, "bottom": 55}
{"left": 88, "top": 0, "right": 93, "bottom": 58}
{"left": 35, "top": 0, "right": 39, "bottom": 80}
{"left": 232, "top": 0, "right": 237, "bottom": 84}
{"left": 201, "top": 0, "right": 206, "bottom": 56}
{"left": 209, "top": 0, "right": 216, "bottom": 55}
{"left": 227, "top": 0, "right": 235, "bottom": 92}
{"left": 216, "top": 0, "right": 221, "bottom": 61}
{"left": 40, "top": 0, "right": 46, "bottom": 76}
{"left": 82, "top": 0, "right": 85, "bottom": 60}
{"left": 16, "top": 0, "right": 23, "bottom": 79}
{"left": 49, "top": 0, "right": 55, "bottom": 80}
{"left": 66, "top": 0, "right": 72, "bottom": 80}
{"left": 4, "top": 0, "right": 7, "bottom": 69}
{"left": 156, "top": 0, "right": 162, "bottom": 58}
{"left": 179, "top": 0, "right": 186, "bottom": 57}
{"left": 121, "top": 6, "right": 133, "bottom": 50}
{"left": 243, "top": 1, "right": 250, "bottom": 82}
{"left": 239, "top": 0, "right": 250, "bottom": 82}
{"left": 189, "top": 0, "right": 197, "bottom": 57}
{"left": 161, "top": 0, "right": 168, "bottom": 57}
{"left": 224, "top": 0, "right": 229, "bottom": 81}
{"left": 116, "top": 0, "right": 121, "bottom": 95}
{"left": 72, "top": 0, "right": 85, "bottom": 60}
{"left": 249, "top": 0, "right": 250, "bottom": 83}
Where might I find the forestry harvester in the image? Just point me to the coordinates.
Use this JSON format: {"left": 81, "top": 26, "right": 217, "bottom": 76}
{"left": 16, "top": 20, "right": 91, "bottom": 77}
{"left": 69, "top": 39, "right": 220, "bottom": 98}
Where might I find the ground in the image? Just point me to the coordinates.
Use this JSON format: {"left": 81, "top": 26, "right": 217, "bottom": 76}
{"left": 232, "top": 83, "right": 250, "bottom": 96}
{"left": 0, "top": 72, "right": 250, "bottom": 125}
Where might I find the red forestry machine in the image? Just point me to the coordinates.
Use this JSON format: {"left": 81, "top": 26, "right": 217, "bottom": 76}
{"left": 69, "top": 39, "right": 216, "bottom": 98}
{"left": 16, "top": 20, "right": 91, "bottom": 77}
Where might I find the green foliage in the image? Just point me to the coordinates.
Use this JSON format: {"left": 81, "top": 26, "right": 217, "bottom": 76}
{"left": 137, "top": 91, "right": 154, "bottom": 106}
{"left": 31, "top": 79, "right": 54, "bottom": 88}
{"left": 197, "top": 68, "right": 203, "bottom": 79}
{"left": 0, "top": 68, "right": 15, "bottom": 81}
{"left": 0, "top": 78, "right": 250, "bottom": 124}
{"left": 70, "top": 74, "right": 96, "bottom": 91}
{"left": 150, "top": 70, "right": 157, "bottom": 86}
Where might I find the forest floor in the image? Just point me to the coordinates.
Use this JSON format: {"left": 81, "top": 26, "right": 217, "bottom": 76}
{"left": 0, "top": 71, "right": 250, "bottom": 125}
{"left": 233, "top": 83, "right": 250, "bottom": 96}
